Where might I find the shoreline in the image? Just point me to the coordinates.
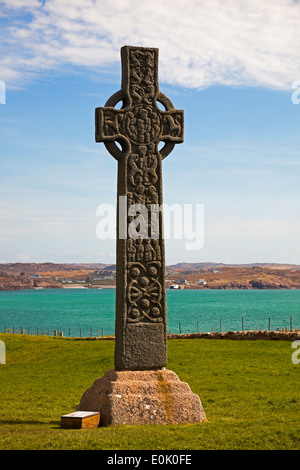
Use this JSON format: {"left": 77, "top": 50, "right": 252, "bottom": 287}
{"left": 1, "top": 285, "right": 300, "bottom": 292}
{"left": 61, "top": 284, "right": 116, "bottom": 289}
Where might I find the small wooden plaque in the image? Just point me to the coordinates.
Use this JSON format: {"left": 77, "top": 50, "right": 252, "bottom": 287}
{"left": 61, "top": 411, "right": 100, "bottom": 429}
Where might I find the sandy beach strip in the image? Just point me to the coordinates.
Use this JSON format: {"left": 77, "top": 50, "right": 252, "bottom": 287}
{"left": 62, "top": 284, "right": 115, "bottom": 289}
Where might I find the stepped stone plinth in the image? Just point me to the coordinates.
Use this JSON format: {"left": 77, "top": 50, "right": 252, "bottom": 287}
{"left": 78, "top": 369, "right": 206, "bottom": 426}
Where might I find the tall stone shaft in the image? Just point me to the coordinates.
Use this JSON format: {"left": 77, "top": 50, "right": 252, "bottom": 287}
{"left": 95, "top": 46, "right": 184, "bottom": 370}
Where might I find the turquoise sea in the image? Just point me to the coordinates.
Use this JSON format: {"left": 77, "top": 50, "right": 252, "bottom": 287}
{"left": 0, "top": 288, "right": 299, "bottom": 337}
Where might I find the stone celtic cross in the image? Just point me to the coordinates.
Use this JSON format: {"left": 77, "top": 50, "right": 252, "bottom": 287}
{"left": 95, "top": 46, "right": 184, "bottom": 370}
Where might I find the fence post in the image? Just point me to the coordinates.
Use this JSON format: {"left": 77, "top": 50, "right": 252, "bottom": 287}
{"left": 179, "top": 322, "right": 182, "bottom": 334}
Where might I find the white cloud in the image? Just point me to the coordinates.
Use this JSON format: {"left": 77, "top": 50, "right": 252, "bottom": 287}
{"left": 1, "top": 0, "right": 300, "bottom": 89}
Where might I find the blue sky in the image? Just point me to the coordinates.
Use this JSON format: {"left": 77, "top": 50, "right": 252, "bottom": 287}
{"left": 0, "top": 0, "right": 300, "bottom": 265}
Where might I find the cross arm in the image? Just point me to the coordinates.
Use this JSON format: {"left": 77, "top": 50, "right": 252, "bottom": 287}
{"left": 155, "top": 91, "right": 184, "bottom": 159}
{"left": 160, "top": 109, "right": 184, "bottom": 143}
{"left": 95, "top": 105, "right": 130, "bottom": 160}
{"left": 95, "top": 107, "right": 125, "bottom": 143}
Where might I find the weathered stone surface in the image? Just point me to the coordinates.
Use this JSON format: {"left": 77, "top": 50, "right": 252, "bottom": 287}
{"left": 78, "top": 369, "right": 206, "bottom": 426}
{"left": 95, "top": 45, "right": 183, "bottom": 370}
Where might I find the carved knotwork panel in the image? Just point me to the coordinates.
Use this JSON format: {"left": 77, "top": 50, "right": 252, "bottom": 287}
{"left": 128, "top": 49, "right": 157, "bottom": 105}
{"left": 127, "top": 261, "right": 162, "bottom": 323}
{"left": 125, "top": 139, "right": 162, "bottom": 324}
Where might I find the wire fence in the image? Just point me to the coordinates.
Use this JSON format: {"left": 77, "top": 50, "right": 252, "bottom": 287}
{"left": 2, "top": 316, "right": 298, "bottom": 338}
{"left": 1, "top": 326, "right": 107, "bottom": 338}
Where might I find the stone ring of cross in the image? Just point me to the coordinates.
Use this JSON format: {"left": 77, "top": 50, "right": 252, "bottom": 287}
{"left": 103, "top": 89, "right": 176, "bottom": 160}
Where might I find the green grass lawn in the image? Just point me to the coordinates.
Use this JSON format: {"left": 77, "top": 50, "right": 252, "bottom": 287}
{"left": 0, "top": 333, "right": 299, "bottom": 450}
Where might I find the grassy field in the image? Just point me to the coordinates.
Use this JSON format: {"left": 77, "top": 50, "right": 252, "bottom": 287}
{"left": 0, "top": 333, "right": 299, "bottom": 450}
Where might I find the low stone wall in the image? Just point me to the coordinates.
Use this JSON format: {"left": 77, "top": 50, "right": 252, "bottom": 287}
{"left": 71, "top": 330, "right": 300, "bottom": 341}
{"left": 167, "top": 330, "right": 300, "bottom": 342}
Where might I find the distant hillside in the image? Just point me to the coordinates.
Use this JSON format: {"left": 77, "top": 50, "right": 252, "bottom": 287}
{"left": 0, "top": 263, "right": 116, "bottom": 291}
{"left": 0, "top": 262, "right": 300, "bottom": 290}
{"left": 166, "top": 264, "right": 300, "bottom": 290}
{"left": 167, "top": 262, "right": 300, "bottom": 271}
{"left": 0, "top": 262, "right": 111, "bottom": 275}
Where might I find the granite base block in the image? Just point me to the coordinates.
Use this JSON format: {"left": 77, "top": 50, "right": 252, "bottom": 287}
{"left": 77, "top": 369, "right": 206, "bottom": 426}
